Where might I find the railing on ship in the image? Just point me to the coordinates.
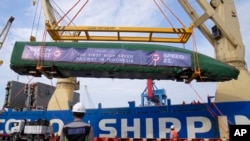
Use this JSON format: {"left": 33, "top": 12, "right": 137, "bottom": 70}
{"left": 85, "top": 96, "right": 214, "bottom": 116}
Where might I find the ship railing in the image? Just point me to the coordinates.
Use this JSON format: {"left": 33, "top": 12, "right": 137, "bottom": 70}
{"left": 169, "top": 103, "right": 207, "bottom": 112}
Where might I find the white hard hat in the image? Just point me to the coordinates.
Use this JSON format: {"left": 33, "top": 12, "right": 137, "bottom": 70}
{"left": 72, "top": 102, "right": 86, "bottom": 113}
{"left": 170, "top": 125, "right": 175, "bottom": 129}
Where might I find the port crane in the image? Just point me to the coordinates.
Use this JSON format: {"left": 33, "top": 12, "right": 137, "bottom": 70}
{"left": 0, "top": 16, "right": 14, "bottom": 65}
{"left": 38, "top": 0, "right": 195, "bottom": 109}
{"left": 34, "top": 0, "right": 248, "bottom": 110}
{"left": 178, "top": 0, "right": 250, "bottom": 103}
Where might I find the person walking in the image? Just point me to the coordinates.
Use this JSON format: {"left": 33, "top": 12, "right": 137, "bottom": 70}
{"left": 170, "top": 125, "right": 178, "bottom": 141}
{"left": 60, "top": 102, "right": 94, "bottom": 141}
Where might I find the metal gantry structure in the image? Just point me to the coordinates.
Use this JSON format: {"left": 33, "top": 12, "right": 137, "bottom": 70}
{"left": 45, "top": 25, "right": 193, "bottom": 43}
{"left": 41, "top": 1, "right": 193, "bottom": 43}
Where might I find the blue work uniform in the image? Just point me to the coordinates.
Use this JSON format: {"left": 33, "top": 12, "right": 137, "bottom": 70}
{"left": 60, "top": 119, "right": 94, "bottom": 141}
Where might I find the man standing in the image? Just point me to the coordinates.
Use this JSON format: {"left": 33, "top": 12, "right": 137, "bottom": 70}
{"left": 170, "top": 125, "right": 178, "bottom": 141}
{"left": 60, "top": 102, "right": 94, "bottom": 141}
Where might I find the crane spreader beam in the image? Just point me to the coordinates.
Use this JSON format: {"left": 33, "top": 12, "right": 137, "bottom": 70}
{"left": 45, "top": 24, "right": 193, "bottom": 43}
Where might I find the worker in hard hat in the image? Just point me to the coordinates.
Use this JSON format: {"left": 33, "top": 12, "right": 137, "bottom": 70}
{"left": 170, "top": 125, "right": 178, "bottom": 141}
{"left": 60, "top": 102, "right": 94, "bottom": 141}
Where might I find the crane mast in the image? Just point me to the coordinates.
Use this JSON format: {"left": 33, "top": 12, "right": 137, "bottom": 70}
{"left": 178, "top": 0, "right": 250, "bottom": 103}
{"left": 40, "top": 0, "right": 79, "bottom": 110}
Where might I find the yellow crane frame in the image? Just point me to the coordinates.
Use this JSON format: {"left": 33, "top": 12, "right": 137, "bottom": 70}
{"left": 45, "top": 22, "right": 193, "bottom": 43}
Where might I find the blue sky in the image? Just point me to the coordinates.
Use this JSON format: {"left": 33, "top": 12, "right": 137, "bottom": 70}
{"left": 0, "top": 0, "right": 249, "bottom": 108}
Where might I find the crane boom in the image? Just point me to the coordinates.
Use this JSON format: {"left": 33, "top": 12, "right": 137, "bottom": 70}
{"left": 0, "top": 16, "right": 14, "bottom": 49}
{"left": 0, "top": 16, "right": 14, "bottom": 65}
{"left": 178, "top": 0, "right": 245, "bottom": 67}
{"left": 178, "top": 0, "right": 250, "bottom": 104}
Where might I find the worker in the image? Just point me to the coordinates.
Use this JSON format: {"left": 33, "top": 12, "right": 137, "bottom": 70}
{"left": 170, "top": 125, "right": 178, "bottom": 141}
{"left": 60, "top": 102, "right": 94, "bottom": 141}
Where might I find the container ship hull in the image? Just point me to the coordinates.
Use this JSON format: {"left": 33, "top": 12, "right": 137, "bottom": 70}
{"left": 1, "top": 100, "right": 250, "bottom": 139}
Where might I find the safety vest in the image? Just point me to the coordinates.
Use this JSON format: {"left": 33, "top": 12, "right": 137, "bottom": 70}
{"left": 170, "top": 130, "right": 178, "bottom": 141}
{"left": 63, "top": 126, "right": 90, "bottom": 141}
